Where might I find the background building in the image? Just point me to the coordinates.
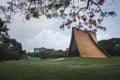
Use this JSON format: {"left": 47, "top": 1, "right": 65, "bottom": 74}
{"left": 34, "top": 47, "right": 46, "bottom": 53}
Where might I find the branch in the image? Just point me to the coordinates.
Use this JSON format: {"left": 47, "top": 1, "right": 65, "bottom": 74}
{"left": 77, "top": 0, "right": 104, "bottom": 16}
{"left": 90, "top": 0, "right": 104, "bottom": 15}
{"left": 77, "top": 0, "right": 90, "bottom": 14}
{"left": 77, "top": 7, "right": 87, "bottom": 15}
{"left": 28, "top": 0, "right": 32, "bottom": 10}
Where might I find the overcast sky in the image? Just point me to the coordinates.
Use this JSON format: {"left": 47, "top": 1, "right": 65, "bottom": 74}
{"left": 1, "top": 0, "right": 120, "bottom": 52}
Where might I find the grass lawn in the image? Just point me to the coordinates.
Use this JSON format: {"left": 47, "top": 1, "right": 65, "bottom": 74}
{"left": 0, "top": 57, "right": 120, "bottom": 80}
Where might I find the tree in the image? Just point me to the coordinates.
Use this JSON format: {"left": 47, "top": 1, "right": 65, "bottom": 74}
{"left": 98, "top": 38, "right": 120, "bottom": 56}
{"left": 0, "top": 18, "right": 9, "bottom": 43}
{"left": 0, "top": 0, "right": 116, "bottom": 32}
{"left": 0, "top": 3, "right": 25, "bottom": 61}
{"left": 0, "top": 38, "right": 23, "bottom": 60}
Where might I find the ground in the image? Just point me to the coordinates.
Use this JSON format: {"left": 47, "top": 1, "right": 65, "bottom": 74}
{"left": 0, "top": 57, "right": 120, "bottom": 80}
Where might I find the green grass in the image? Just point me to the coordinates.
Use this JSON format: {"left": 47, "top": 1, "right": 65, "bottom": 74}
{"left": 0, "top": 57, "right": 120, "bottom": 80}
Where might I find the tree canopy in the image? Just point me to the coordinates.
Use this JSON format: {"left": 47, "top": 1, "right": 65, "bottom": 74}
{"left": 98, "top": 38, "right": 120, "bottom": 56}
{"left": 0, "top": 0, "right": 116, "bottom": 32}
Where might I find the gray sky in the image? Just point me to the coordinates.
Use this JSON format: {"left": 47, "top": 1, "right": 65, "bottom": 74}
{"left": 1, "top": 0, "right": 120, "bottom": 52}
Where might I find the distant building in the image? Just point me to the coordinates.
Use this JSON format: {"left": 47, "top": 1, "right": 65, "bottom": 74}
{"left": 34, "top": 47, "right": 46, "bottom": 53}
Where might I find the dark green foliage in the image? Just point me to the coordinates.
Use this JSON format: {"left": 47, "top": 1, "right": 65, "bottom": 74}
{"left": 50, "top": 49, "right": 66, "bottom": 58}
{"left": 0, "top": 38, "right": 25, "bottom": 61}
{"left": 108, "top": 11, "right": 117, "bottom": 17}
{"left": 0, "top": 18, "right": 9, "bottom": 43}
{"left": 98, "top": 38, "right": 120, "bottom": 56}
{"left": 0, "top": 18, "right": 25, "bottom": 61}
{"left": 26, "top": 48, "right": 68, "bottom": 59}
